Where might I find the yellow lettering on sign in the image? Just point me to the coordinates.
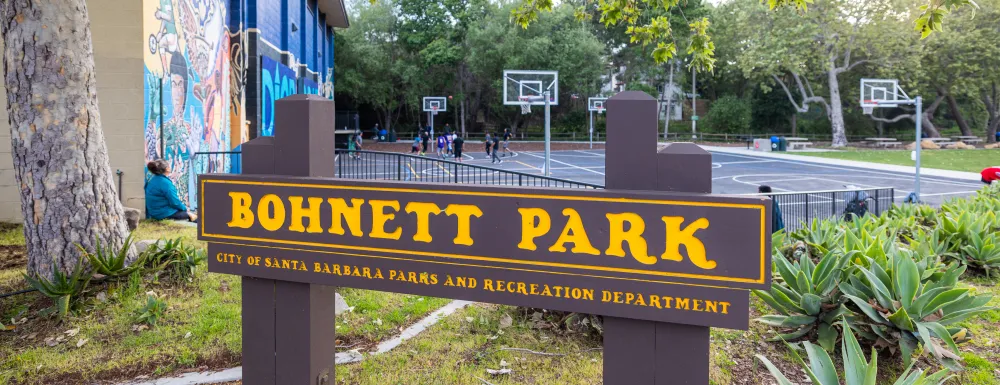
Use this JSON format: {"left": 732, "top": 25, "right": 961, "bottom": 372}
{"left": 517, "top": 208, "right": 550, "bottom": 251}
{"left": 605, "top": 213, "right": 656, "bottom": 264}
{"left": 228, "top": 192, "right": 254, "bottom": 228}
{"left": 370, "top": 200, "right": 402, "bottom": 240}
{"left": 445, "top": 204, "right": 483, "bottom": 246}
{"left": 257, "top": 194, "right": 286, "bottom": 231}
{"left": 288, "top": 196, "right": 324, "bottom": 233}
{"left": 405, "top": 202, "right": 442, "bottom": 243}
{"left": 548, "top": 208, "right": 599, "bottom": 255}
{"left": 327, "top": 198, "right": 364, "bottom": 237}
{"left": 661, "top": 217, "right": 715, "bottom": 269}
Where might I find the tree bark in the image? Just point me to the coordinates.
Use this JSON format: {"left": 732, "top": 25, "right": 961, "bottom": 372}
{"left": 942, "top": 90, "right": 972, "bottom": 136}
{"left": 2, "top": 0, "right": 133, "bottom": 278}
{"left": 790, "top": 113, "right": 797, "bottom": 136}
{"left": 982, "top": 82, "right": 999, "bottom": 143}
{"left": 826, "top": 61, "right": 847, "bottom": 147}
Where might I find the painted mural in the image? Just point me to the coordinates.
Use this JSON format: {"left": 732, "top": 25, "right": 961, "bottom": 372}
{"left": 260, "top": 55, "right": 298, "bottom": 137}
{"left": 143, "top": 0, "right": 232, "bottom": 208}
{"left": 302, "top": 78, "right": 319, "bottom": 96}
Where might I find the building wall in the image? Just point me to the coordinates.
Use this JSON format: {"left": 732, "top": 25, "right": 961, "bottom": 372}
{"left": 142, "top": 0, "right": 233, "bottom": 208}
{"left": 0, "top": 1, "right": 146, "bottom": 223}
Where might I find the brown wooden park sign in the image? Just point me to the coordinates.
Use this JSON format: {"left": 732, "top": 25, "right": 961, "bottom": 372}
{"left": 199, "top": 93, "right": 771, "bottom": 385}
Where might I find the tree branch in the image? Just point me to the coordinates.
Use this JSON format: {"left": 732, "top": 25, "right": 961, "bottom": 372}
{"left": 772, "top": 74, "right": 806, "bottom": 112}
{"left": 869, "top": 113, "right": 914, "bottom": 124}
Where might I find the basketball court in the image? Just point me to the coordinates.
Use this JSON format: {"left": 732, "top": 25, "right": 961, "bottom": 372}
{"left": 390, "top": 148, "right": 980, "bottom": 206}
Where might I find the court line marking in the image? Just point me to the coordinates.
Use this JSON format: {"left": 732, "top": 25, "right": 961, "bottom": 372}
{"left": 575, "top": 150, "right": 606, "bottom": 157}
{"left": 520, "top": 152, "right": 606, "bottom": 175}
{"left": 709, "top": 151, "right": 984, "bottom": 188}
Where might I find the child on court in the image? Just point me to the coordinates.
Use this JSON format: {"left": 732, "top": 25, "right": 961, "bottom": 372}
{"left": 502, "top": 128, "right": 513, "bottom": 157}
{"left": 484, "top": 133, "right": 492, "bottom": 158}
{"left": 411, "top": 135, "right": 420, "bottom": 153}
{"left": 436, "top": 133, "right": 447, "bottom": 158}
{"left": 491, "top": 132, "right": 502, "bottom": 164}
{"left": 453, "top": 135, "right": 465, "bottom": 162}
{"left": 446, "top": 131, "right": 454, "bottom": 155}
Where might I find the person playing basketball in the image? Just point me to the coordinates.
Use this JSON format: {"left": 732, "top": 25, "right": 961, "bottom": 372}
{"left": 453, "top": 135, "right": 465, "bottom": 163}
{"left": 502, "top": 127, "right": 513, "bottom": 157}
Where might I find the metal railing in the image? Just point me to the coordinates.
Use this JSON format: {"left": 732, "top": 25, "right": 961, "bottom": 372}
{"left": 190, "top": 151, "right": 895, "bottom": 230}
{"left": 335, "top": 150, "right": 604, "bottom": 189}
{"left": 760, "top": 187, "right": 895, "bottom": 232}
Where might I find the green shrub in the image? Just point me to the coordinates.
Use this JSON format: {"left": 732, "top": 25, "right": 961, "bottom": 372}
{"left": 757, "top": 321, "right": 953, "bottom": 385}
{"left": 703, "top": 95, "right": 751, "bottom": 134}
{"left": 753, "top": 250, "right": 852, "bottom": 351}
{"left": 136, "top": 293, "right": 168, "bottom": 327}
{"left": 840, "top": 251, "right": 991, "bottom": 370}
{"left": 24, "top": 263, "right": 92, "bottom": 319}
{"left": 81, "top": 234, "right": 144, "bottom": 278}
{"left": 145, "top": 238, "right": 205, "bottom": 282}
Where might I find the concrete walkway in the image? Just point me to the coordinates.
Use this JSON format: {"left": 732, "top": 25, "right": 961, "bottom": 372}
{"left": 702, "top": 145, "right": 983, "bottom": 181}
{"left": 121, "top": 300, "right": 472, "bottom": 385}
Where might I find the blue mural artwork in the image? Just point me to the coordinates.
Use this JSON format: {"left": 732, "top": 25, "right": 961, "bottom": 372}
{"left": 143, "top": 0, "right": 232, "bottom": 209}
{"left": 301, "top": 78, "right": 319, "bottom": 96}
{"left": 260, "top": 55, "right": 297, "bottom": 137}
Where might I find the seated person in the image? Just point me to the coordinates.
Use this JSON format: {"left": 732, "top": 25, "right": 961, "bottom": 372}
{"left": 758, "top": 185, "right": 784, "bottom": 233}
{"left": 982, "top": 166, "right": 1000, "bottom": 184}
{"left": 145, "top": 159, "right": 197, "bottom": 222}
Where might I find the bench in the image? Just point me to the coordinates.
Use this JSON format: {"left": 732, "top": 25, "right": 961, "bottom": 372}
{"left": 788, "top": 141, "right": 814, "bottom": 150}
{"left": 962, "top": 138, "right": 984, "bottom": 144}
{"left": 874, "top": 141, "right": 902, "bottom": 148}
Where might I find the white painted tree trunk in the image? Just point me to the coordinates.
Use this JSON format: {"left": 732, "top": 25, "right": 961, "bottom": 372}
{"left": 827, "top": 62, "right": 847, "bottom": 147}
{"left": 1, "top": 0, "right": 133, "bottom": 278}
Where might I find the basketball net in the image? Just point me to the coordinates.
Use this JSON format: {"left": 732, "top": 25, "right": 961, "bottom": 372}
{"left": 432, "top": 106, "right": 439, "bottom": 115}
{"left": 597, "top": 108, "right": 605, "bottom": 115}
{"left": 862, "top": 100, "right": 875, "bottom": 115}
{"left": 519, "top": 97, "right": 532, "bottom": 114}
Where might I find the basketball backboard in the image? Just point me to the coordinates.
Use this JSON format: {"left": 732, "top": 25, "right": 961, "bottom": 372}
{"left": 860, "top": 79, "right": 909, "bottom": 108}
{"left": 503, "top": 70, "right": 558, "bottom": 106}
{"left": 423, "top": 96, "right": 447, "bottom": 112}
{"left": 588, "top": 97, "right": 608, "bottom": 113}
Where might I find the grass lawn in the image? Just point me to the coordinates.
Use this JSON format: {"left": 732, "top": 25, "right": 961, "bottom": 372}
{"left": 797, "top": 148, "right": 998, "bottom": 173}
{"left": 1, "top": 221, "right": 998, "bottom": 384}
{"left": 0, "top": 221, "right": 450, "bottom": 384}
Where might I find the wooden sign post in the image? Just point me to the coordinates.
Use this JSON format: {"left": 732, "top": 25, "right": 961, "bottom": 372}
{"left": 200, "top": 92, "right": 770, "bottom": 385}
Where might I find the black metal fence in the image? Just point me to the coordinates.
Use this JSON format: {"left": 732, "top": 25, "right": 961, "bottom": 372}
{"left": 335, "top": 150, "right": 603, "bottom": 189}
{"left": 761, "top": 187, "right": 895, "bottom": 232}
{"left": 190, "top": 150, "right": 895, "bottom": 229}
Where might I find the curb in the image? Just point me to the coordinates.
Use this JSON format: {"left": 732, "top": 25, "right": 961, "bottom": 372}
{"left": 120, "top": 300, "right": 473, "bottom": 385}
{"left": 702, "top": 145, "right": 983, "bottom": 182}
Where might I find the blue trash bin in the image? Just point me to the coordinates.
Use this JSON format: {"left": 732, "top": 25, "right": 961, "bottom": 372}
{"left": 770, "top": 136, "right": 780, "bottom": 151}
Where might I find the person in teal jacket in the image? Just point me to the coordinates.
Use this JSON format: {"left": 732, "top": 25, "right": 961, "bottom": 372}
{"left": 145, "top": 159, "right": 197, "bottom": 222}
{"left": 758, "top": 185, "right": 784, "bottom": 233}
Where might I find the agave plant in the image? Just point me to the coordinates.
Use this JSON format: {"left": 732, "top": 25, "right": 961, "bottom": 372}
{"left": 146, "top": 238, "right": 205, "bottom": 282}
{"left": 757, "top": 320, "right": 953, "bottom": 385}
{"left": 24, "top": 262, "right": 92, "bottom": 319}
{"left": 80, "top": 233, "right": 144, "bottom": 278}
{"left": 839, "top": 252, "right": 994, "bottom": 370}
{"left": 790, "top": 219, "right": 843, "bottom": 256}
{"left": 958, "top": 232, "right": 1000, "bottom": 278}
{"left": 753, "top": 250, "right": 852, "bottom": 351}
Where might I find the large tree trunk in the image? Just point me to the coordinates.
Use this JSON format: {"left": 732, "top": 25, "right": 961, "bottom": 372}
{"left": 943, "top": 91, "right": 973, "bottom": 136}
{"left": 2, "top": 0, "right": 133, "bottom": 278}
{"left": 982, "top": 82, "right": 999, "bottom": 143}
{"left": 826, "top": 64, "right": 848, "bottom": 147}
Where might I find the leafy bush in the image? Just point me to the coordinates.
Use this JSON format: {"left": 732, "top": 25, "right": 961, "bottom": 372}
{"left": 703, "top": 95, "right": 751, "bottom": 134}
{"left": 757, "top": 321, "right": 953, "bottom": 385}
{"left": 136, "top": 292, "right": 168, "bottom": 327}
{"left": 24, "top": 263, "right": 92, "bottom": 319}
{"left": 840, "top": 251, "right": 990, "bottom": 370}
{"left": 753, "top": 250, "right": 851, "bottom": 351}
{"left": 81, "top": 234, "right": 144, "bottom": 278}
{"left": 145, "top": 238, "right": 205, "bottom": 282}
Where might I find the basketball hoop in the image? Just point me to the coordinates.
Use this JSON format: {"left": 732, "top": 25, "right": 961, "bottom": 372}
{"left": 519, "top": 97, "right": 532, "bottom": 114}
{"left": 432, "top": 106, "right": 439, "bottom": 115}
{"left": 862, "top": 100, "right": 875, "bottom": 115}
{"left": 597, "top": 108, "right": 605, "bottom": 115}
